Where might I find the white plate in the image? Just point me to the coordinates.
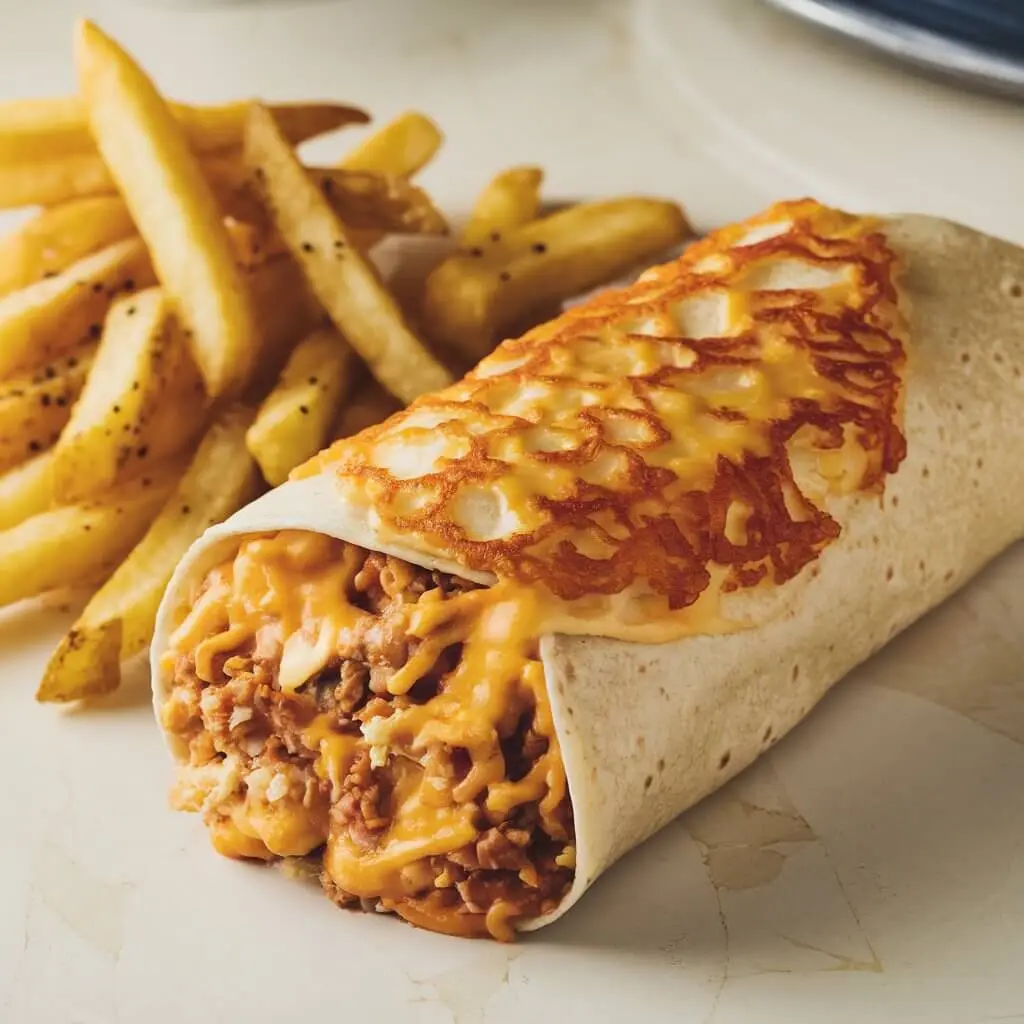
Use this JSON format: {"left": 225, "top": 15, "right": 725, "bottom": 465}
{"left": 1, "top": 2, "right": 1022, "bottom": 1022}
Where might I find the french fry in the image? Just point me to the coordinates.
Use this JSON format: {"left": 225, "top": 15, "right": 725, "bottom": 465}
{"left": 340, "top": 111, "right": 443, "bottom": 177}
{"left": 0, "top": 151, "right": 120, "bottom": 209}
{"left": 224, "top": 216, "right": 281, "bottom": 270}
{"left": 422, "top": 197, "right": 691, "bottom": 363}
{"left": 460, "top": 166, "right": 543, "bottom": 246}
{"left": 292, "top": 374, "right": 401, "bottom": 482}
{"left": 247, "top": 327, "right": 355, "bottom": 486}
{"left": 36, "top": 406, "right": 260, "bottom": 703}
{"left": 0, "top": 449, "right": 54, "bottom": 532}
{"left": 212, "top": 163, "right": 448, "bottom": 243}
{"left": 0, "top": 466, "right": 178, "bottom": 609}
{"left": 0, "top": 95, "right": 368, "bottom": 164}
{"left": 0, "top": 236, "right": 153, "bottom": 379}
{"left": 0, "top": 347, "right": 94, "bottom": 473}
{"left": 244, "top": 104, "right": 452, "bottom": 404}
{"left": 0, "top": 198, "right": 136, "bottom": 297}
{"left": 333, "top": 374, "right": 401, "bottom": 439}
{"left": 244, "top": 254, "right": 325, "bottom": 395}
{"left": 312, "top": 169, "right": 448, "bottom": 236}
{"left": 52, "top": 288, "right": 206, "bottom": 503}
{"left": 76, "top": 20, "right": 258, "bottom": 398}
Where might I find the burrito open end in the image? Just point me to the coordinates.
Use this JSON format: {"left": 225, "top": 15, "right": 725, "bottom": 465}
{"left": 153, "top": 199, "right": 1024, "bottom": 940}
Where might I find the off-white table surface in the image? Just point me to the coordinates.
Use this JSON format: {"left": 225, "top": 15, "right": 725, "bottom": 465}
{"left": 0, "top": 2, "right": 1021, "bottom": 1022}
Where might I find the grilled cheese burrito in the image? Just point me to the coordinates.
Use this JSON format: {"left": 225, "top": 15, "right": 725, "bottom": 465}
{"left": 153, "top": 199, "right": 1024, "bottom": 940}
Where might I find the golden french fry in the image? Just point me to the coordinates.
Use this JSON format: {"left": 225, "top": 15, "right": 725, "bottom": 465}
{"left": 212, "top": 163, "right": 448, "bottom": 244}
{"left": 0, "top": 95, "right": 368, "bottom": 164}
{"left": 0, "top": 347, "right": 94, "bottom": 473}
{"left": 421, "top": 197, "right": 691, "bottom": 363}
{"left": 224, "top": 216, "right": 282, "bottom": 270}
{"left": 460, "top": 166, "right": 544, "bottom": 246}
{"left": 0, "top": 151, "right": 120, "bottom": 209}
{"left": 294, "top": 374, "right": 401, "bottom": 482}
{"left": 36, "top": 406, "right": 259, "bottom": 703}
{"left": 244, "top": 254, "right": 325, "bottom": 395}
{"left": 247, "top": 327, "right": 355, "bottom": 486}
{"left": 52, "top": 288, "right": 206, "bottom": 503}
{"left": 0, "top": 151, "right": 240, "bottom": 210}
{"left": 0, "top": 197, "right": 136, "bottom": 297}
{"left": 339, "top": 111, "right": 443, "bottom": 177}
{"left": 76, "top": 20, "right": 258, "bottom": 398}
{"left": 0, "top": 449, "right": 54, "bottom": 532}
{"left": 244, "top": 104, "right": 452, "bottom": 404}
{"left": 0, "top": 236, "right": 153, "bottom": 378}
{"left": 0, "top": 466, "right": 178, "bottom": 609}
{"left": 312, "top": 169, "right": 448, "bottom": 236}
{"left": 332, "top": 375, "right": 401, "bottom": 438}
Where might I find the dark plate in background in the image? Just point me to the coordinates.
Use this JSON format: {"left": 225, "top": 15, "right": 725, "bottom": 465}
{"left": 764, "top": 0, "right": 1024, "bottom": 98}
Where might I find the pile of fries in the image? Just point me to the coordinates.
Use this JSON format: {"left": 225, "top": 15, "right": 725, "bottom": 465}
{"left": 0, "top": 20, "right": 689, "bottom": 703}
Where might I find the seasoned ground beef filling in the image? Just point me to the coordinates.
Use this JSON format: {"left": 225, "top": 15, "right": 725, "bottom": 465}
{"left": 161, "top": 533, "right": 574, "bottom": 940}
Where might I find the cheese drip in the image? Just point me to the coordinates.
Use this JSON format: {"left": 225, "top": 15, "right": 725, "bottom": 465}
{"left": 164, "top": 530, "right": 568, "bottom": 933}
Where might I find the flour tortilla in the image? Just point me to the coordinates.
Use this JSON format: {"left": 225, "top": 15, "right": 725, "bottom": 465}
{"left": 152, "top": 214, "right": 1024, "bottom": 931}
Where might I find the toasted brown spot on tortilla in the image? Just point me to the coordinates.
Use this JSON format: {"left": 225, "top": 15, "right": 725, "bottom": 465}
{"left": 718, "top": 751, "right": 731, "bottom": 770}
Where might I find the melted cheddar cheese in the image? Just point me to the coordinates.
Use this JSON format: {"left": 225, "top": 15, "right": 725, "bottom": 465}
{"left": 296, "top": 199, "right": 908, "bottom": 642}
{"left": 164, "top": 531, "right": 567, "bottom": 937}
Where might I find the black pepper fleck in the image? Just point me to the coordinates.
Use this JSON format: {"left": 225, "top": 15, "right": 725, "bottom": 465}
{"left": 498, "top": 271, "right": 511, "bottom": 282}
{"left": 44, "top": 367, "right": 56, "bottom": 380}
{"left": 112, "top": 404, "right": 120, "bottom": 414}
{"left": 299, "top": 405, "right": 309, "bottom": 415}
{"left": 301, "top": 242, "right": 315, "bottom": 253}
{"left": 28, "top": 440, "right": 41, "bottom": 452}
{"left": 126, "top": 306, "right": 136, "bottom": 317}
{"left": 91, "top": 282, "right": 104, "bottom": 294}
{"left": 532, "top": 242, "right": 547, "bottom": 254}
{"left": 124, "top": 278, "right": 135, "bottom": 291}
{"left": 137, "top": 445, "right": 149, "bottom": 458}
{"left": 40, "top": 394, "right": 51, "bottom": 407}
{"left": 467, "top": 246, "right": 484, "bottom": 258}
{"left": 181, "top": 504, "right": 191, "bottom": 514}
{"left": 89, "top": 323, "right": 102, "bottom": 340}
{"left": 308, "top": 376, "right": 319, "bottom": 386}
{"left": 489, "top": 231, "right": 501, "bottom": 242}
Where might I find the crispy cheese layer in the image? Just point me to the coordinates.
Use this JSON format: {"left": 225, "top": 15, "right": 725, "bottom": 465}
{"left": 297, "top": 199, "right": 908, "bottom": 640}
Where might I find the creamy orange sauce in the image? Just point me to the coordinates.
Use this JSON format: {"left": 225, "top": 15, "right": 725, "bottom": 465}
{"left": 164, "top": 531, "right": 567, "bottom": 938}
